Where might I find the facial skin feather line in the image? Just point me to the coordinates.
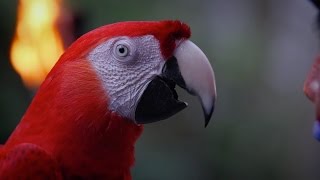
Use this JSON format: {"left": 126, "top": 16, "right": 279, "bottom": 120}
{"left": 88, "top": 35, "right": 166, "bottom": 121}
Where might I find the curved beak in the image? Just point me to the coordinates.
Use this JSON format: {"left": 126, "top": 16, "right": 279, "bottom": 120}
{"left": 173, "top": 40, "right": 216, "bottom": 126}
{"left": 135, "top": 40, "right": 216, "bottom": 127}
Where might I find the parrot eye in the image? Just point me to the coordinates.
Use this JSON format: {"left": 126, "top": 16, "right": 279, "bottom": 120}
{"left": 115, "top": 44, "right": 129, "bottom": 57}
{"left": 112, "top": 38, "right": 136, "bottom": 63}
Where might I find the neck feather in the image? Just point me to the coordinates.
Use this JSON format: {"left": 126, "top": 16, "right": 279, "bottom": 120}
{"left": 6, "top": 59, "right": 143, "bottom": 178}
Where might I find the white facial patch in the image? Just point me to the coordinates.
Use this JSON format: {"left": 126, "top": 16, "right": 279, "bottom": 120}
{"left": 87, "top": 35, "right": 165, "bottom": 121}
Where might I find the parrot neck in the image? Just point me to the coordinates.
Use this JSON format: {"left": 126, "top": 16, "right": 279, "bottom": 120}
{"left": 6, "top": 59, "right": 143, "bottom": 179}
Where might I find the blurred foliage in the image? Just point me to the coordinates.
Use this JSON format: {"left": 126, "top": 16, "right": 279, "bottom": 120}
{"left": 1, "top": 0, "right": 320, "bottom": 179}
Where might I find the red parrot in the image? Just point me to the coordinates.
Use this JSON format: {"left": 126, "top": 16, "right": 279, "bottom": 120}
{"left": 304, "top": 56, "right": 320, "bottom": 140}
{"left": 0, "top": 20, "right": 216, "bottom": 179}
{"left": 305, "top": 0, "right": 320, "bottom": 141}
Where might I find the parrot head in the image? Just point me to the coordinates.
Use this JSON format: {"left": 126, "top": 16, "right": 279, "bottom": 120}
{"left": 304, "top": 56, "right": 320, "bottom": 141}
{"left": 58, "top": 20, "right": 216, "bottom": 127}
{"left": 305, "top": 1, "right": 320, "bottom": 141}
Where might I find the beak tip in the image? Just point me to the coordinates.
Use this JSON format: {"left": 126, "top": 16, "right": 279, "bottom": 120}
{"left": 204, "top": 119, "right": 210, "bottom": 128}
{"left": 203, "top": 104, "right": 214, "bottom": 128}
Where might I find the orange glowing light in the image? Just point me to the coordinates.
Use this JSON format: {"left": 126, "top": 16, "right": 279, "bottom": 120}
{"left": 10, "top": 0, "right": 64, "bottom": 88}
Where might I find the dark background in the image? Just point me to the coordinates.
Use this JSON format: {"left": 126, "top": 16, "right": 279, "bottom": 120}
{"left": 1, "top": 0, "right": 320, "bottom": 179}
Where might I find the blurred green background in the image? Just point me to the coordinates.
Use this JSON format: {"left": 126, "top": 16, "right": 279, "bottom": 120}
{"left": 1, "top": 0, "right": 320, "bottom": 179}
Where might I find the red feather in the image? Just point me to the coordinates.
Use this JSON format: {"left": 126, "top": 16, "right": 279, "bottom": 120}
{"left": 61, "top": 20, "right": 191, "bottom": 60}
{"left": 4, "top": 59, "right": 143, "bottom": 179}
{"left": 0, "top": 143, "right": 62, "bottom": 179}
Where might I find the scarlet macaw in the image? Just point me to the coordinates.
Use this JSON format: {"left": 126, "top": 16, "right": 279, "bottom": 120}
{"left": 0, "top": 20, "right": 216, "bottom": 179}
{"left": 304, "top": 0, "right": 320, "bottom": 140}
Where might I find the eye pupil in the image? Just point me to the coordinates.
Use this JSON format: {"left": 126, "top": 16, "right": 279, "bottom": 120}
{"left": 119, "top": 47, "right": 125, "bottom": 54}
{"left": 115, "top": 44, "right": 129, "bottom": 57}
